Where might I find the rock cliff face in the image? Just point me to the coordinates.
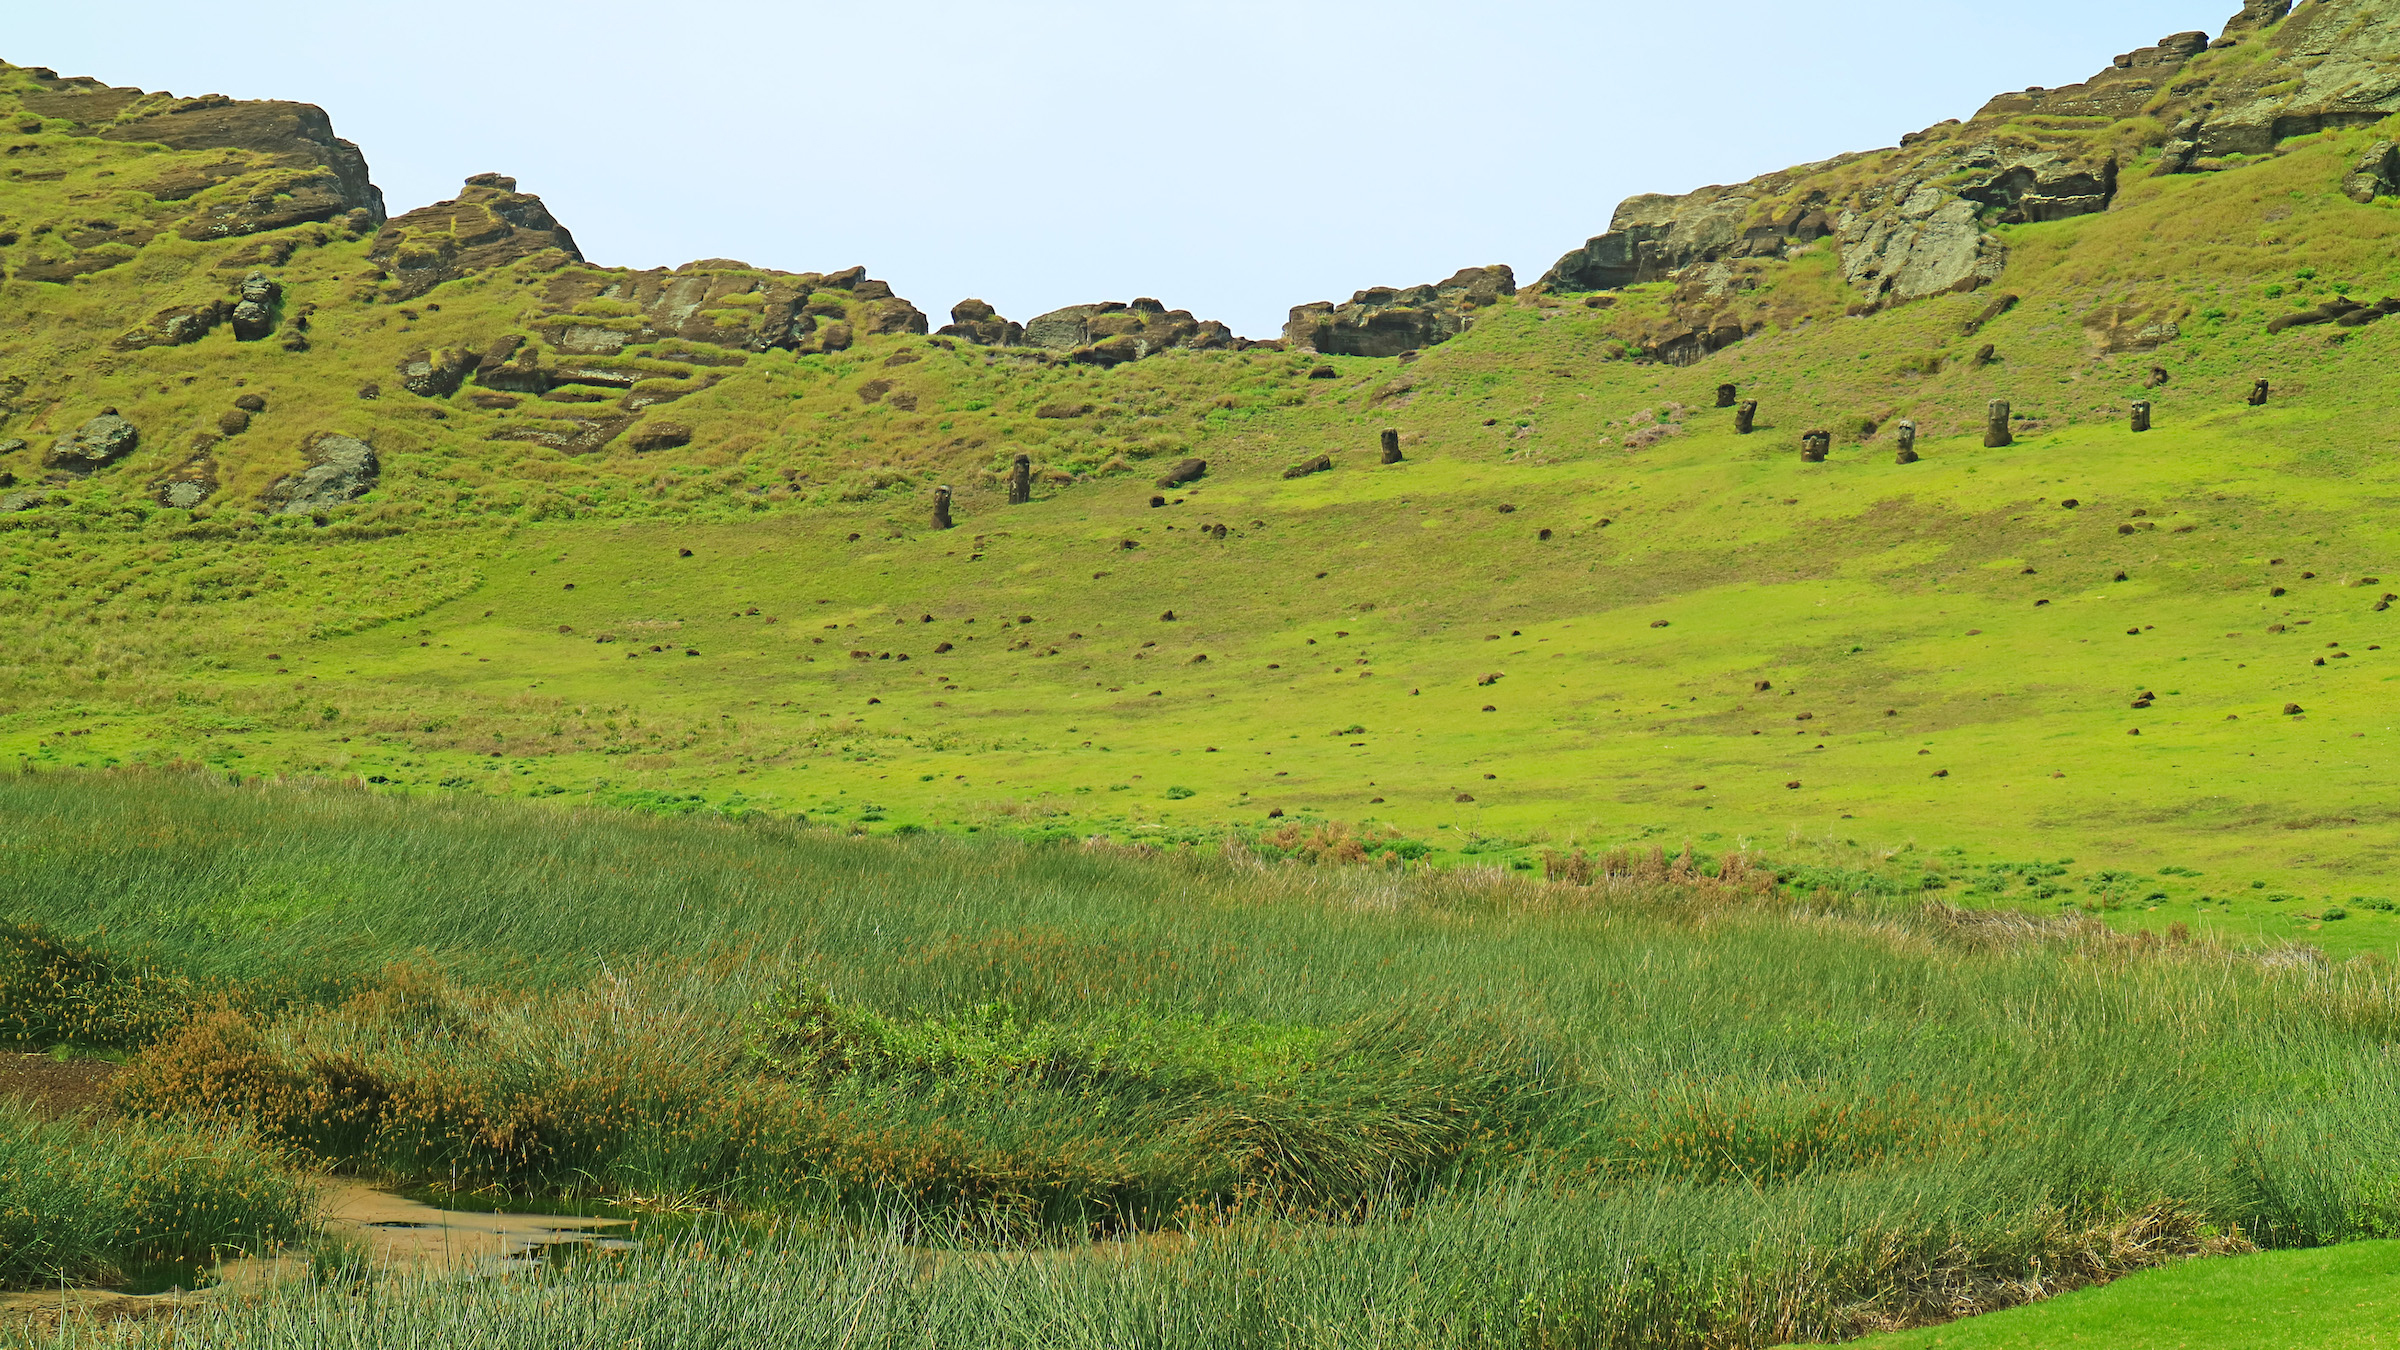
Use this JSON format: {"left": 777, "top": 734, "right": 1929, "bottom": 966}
{"left": 1283, "top": 267, "right": 1516, "bottom": 357}
{"left": 1539, "top": 1, "right": 2400, "bottom": 321}
{"left": 531, "top": 260, "right": 928, "bottom": 357}
{"left": 0, "top": 62, "right": 385, "bottom": 284}
{"left": 368, "top": 175, "right": 581, "bottom": 301}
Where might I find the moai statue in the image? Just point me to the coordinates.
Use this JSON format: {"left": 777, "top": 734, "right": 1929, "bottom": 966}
{"left": 932, "top": 484, "right": 954, "bottom": 530}
{"left": 1894, "top": 420, "right": 1919, "bottom": 463}
{"left": 1985, "top": 400, "right": 2013, "bottom": 448}
{"left": 2249, "top": 379, "right": 2271, "bottom": 407}
{"left": 1007, "top": 454, "right": 1031, "bottom": 505}
{"left": 1380, "top": 429, "right": 1403, "bottom": 464}
{"left": 1801, "top": 431, "right": 1831, "bottom": 462}
{"left": 1735, "top": 400, "right": 1759, "bottom": 435}
{"left": 1716, "top": 383, "right": 1738, "bottom": 408}
{"left": 2131, "top": 401, "right": 2152, "bottom": 433}
{"left": 2147, "top": 366, "right": 2169, "bottom": 388}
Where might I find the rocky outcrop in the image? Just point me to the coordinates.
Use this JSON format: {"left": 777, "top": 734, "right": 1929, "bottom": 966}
{"left": 2344, "top": 140, "right": 2398, "bottom": 203}
{"left": 153, "top": 457, "right": 217, "bottom": 509}
{"left": 3, "top": 66, "right": 385, "bottom": 244}
{"left": 112, "top": 270, "right": 281, "bottom": 349}
{"left": 367, "top": 175, "right": 582, "bottom": 300}
{"left": 116, "top": 299, "right": 230, "bottom": 350}
{"left": 2264, "top": 295, "right": 2400, "bottom": 333}
{"left": 45, "top": 412, "right": 138, "bottom": 472}
{"left": 2005, "top": 2, "right": 2400, "bottom": 170}
{"left": 1538, "top": 2, "right": 2400, "bottom": 321}
{"left": 264, "top": 433, "right": 377, "bottom": 516}
{"left": 939, "top": 299, "right": 1023, "bottom": 347}
{"left": 1542, "top": 143, "right": 2076, "bottom": 310}
{"left": 103, "top": 96, "right": 382, "bottom": 238}
{"left": 1545, "top": 189, "right": 1839, "bottom": 293}
{"left": 2083, "top": 302, "right": 2185, "bottom": 354}
{"left": 1022, "top": 300, "right": 1238, "bottom": 366}
{"left": 398, "top": 348, "right": 478, "bottom": 398}
{"left": 1284, "top": 267, "right": 1515, "bottom": 357}
{"left": 531, "top": 262, "right": 922, "bottom": 357}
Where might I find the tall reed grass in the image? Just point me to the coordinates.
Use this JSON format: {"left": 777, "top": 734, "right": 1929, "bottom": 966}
{"left": 0, "top": 1102, "right": 311, "bottom": 1289}
{"left": 5, "top": 771, "right": 2398, "bottom": 1339}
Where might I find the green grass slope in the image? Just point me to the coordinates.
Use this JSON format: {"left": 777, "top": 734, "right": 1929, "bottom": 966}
{"left": 6, "top": 63, "right": 2400, "bottom": 922}
{"left": 1824, "top": 1240, "right": 2400, "bottom": 1349}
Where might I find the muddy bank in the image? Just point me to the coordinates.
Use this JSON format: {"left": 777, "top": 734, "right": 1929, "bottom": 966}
{"left": 0, "top": 1054, "right": 118, "bottom": 1120}
{"left": 2, "top": 1181, "right": 638, "bottom": 1330}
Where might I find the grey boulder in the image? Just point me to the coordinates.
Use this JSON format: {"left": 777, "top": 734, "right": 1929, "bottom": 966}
{"left": 46, "top": 413, "right": 139, "bottom": 471}
{"left": 267, "top": 433, "right": 378, "bottom": 515}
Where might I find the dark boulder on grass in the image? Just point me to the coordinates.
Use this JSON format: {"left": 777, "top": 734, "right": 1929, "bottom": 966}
{"left": 46, "top": 412, "right": 138, "bottom": 471}
{"left": 230, "top": 271, "right": 280, "bottom": 340}
{"left": 1156, "top": 458, "right": 1207, "bottom": 489}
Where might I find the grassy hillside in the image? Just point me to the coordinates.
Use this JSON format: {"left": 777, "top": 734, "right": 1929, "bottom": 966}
{"left": 6, "top": 62, "right": 2400, "bottom": 939}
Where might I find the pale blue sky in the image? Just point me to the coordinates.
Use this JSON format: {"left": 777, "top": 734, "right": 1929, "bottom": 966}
{"left": 13, "top": 1, "right": 2229, "bottom": 336}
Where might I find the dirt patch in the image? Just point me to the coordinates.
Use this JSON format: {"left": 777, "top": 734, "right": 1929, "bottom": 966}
{"left": 0, "top": 1054, "right": 119, "bottom": 1120}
